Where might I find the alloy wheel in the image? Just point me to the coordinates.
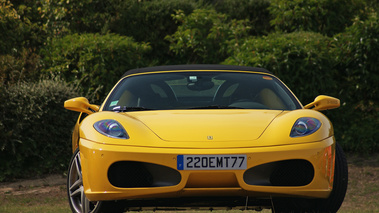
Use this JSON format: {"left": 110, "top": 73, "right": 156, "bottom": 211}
{"left": 68, "top": 150, "right": 101, "bottom": 213}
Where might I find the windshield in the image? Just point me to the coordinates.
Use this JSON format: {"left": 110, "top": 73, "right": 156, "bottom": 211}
{"left": 103, "top": 72, "right": 301, "bottom": 111}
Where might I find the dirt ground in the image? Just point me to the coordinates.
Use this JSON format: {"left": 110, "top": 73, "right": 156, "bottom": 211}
{"left": 0, "top": 174, "right": 66, "bottom": 196}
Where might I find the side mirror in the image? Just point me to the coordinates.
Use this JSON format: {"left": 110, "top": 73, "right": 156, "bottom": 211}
{"left": 64, "top": 97, "right": 99, "bottom": 114}
{"left": 304, "top": 95, "right": 340, "bottom": 111}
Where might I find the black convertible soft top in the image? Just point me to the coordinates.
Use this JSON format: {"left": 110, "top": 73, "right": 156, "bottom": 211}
{"left": 122, "top": 64, "right": 271, "bottom": 78}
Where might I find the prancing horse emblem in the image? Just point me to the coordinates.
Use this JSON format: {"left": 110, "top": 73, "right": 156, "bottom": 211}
{"left": 207, "top": 136, "right": 213, "bottom": 140}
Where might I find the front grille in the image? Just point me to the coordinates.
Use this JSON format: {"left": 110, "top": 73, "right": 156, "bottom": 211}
{"left": 108, "top": 161, "right": 181, "bottom": 188}
{"left": 243, "top": 159, "right": 314, "bottom": 187}
{"left": 269, "top": 160, "right": 314, "bottom": 186}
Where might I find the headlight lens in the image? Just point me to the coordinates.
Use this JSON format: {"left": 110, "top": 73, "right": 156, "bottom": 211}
{"left": 290, "top": 117, "right": 321, "bottom": 137}
{"left": 94, "top": 119, "right": 129, "bottom": 139}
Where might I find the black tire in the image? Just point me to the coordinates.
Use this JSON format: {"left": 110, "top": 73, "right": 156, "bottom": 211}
{"left": 67, "top": 149, "right": 125, "bottom": 213}
{"left": 272, "top": 143, "right": 348, "bottom": 213}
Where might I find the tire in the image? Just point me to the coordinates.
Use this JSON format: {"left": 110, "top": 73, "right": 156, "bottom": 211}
{"left": 272, "top": 143, "right": 348, "bottom": 213}
{"left": 67, "top": 149, "right": 125, "bottom": 213}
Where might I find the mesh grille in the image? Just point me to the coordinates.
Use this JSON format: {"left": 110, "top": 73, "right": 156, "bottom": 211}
{"left": 269, "top": 160, "right": 314, "bottom": 186}
{"left": 108, "top": 161, "right": 153, "bottom": 188}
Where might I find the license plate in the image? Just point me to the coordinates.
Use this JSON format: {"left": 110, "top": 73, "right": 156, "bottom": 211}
{"left": 177, "top": 155, "right": 247, "bottom": 170}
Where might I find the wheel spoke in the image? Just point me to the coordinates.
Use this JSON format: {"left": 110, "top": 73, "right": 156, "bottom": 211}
{"left": 84, "top": 198, "right": 91, "bottom": 213}
{"left": 74, "top": 154, "right": 82, "bottom": 179}
{"left": 70, "top": 186, "right": 83, "bottom": 198}
{"left": 81, "top": 186, "right": 86, "bottom": 213}
{"left": 70, "top": 178, "right": 82, "bottom": 192}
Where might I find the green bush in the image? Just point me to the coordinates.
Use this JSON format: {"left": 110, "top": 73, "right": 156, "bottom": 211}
{"left": 0, "top": 1, "right": 45, "bottom": 86}
{"left": 0, "top": 1, "right": 25, "bottom": 55}
{"left": 165, "top": 9, "right": 251, "bottom": 64}
{"left": 212, "top": 0, "right": 272, "bottom": 35}
{"left": 38, "top": 0, "right": 123, "bottom": 36}
{"left": 224, "top": 31, "right": 335, "bottom": 104}
{"left": 333, "top": 12, "right": 379, "bottom": 107}
{"left": 0, "top": 0, "right": 46, "bottom": 54}
{"left": 329, "top": 12, "right": 379, "bottom": 153}
{"left": 268, "top": 0, "right": 367, "bottom": 36}
{"left": 0, "top": 79, "right": 80, "bottom": 181}
{"left": 41, "top": 33, "right": 152, "bottom": 103}
{"left": 367, "top": 0, "right": 379, "bottom": 13}
{"left": 109, "top": 0, "right": 198, "bottom": 64}
{"left": 110, "top": 0, "right": 197, "bottom": 42}
{"left": 0, "top": 49, "right": 42, "bottom": 85}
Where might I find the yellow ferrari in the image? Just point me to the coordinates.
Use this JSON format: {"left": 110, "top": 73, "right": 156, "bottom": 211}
{"left": 64, "top": 65, "right": 348, "bottom": 213}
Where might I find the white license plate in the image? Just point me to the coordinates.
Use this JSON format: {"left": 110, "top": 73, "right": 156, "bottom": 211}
{"left": 177, "top": 155, "right": 247, "bottom": 170}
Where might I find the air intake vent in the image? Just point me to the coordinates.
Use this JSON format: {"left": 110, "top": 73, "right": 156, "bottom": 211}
{"left": 243, "top": 159, "right": 314, "bottom": 187}
{"left": 108, "top": 161, "right": 181, "bottom": 188}
{"left": 269, "top": 160, "right": 314, "bottom": 186}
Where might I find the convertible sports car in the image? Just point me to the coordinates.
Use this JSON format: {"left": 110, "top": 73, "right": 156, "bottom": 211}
{"left": 64, "top": 65, "right": 348, "bottom": 213}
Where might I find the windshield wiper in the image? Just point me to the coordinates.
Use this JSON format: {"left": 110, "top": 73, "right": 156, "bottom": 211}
{"left": 112, "top": 106, "right": 152, "bottom": 112}
{"left": 189, "top": 105, "right": 244, "bottom": 109}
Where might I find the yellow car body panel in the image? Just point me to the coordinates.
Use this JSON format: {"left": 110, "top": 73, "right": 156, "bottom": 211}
{"left": 79, "top": 137, "right": 335, "bottom": 201}
{"left": 77, "top": 109, "right": 333, "bottom": 148}
{"left": 65, "top": 65, "right": 345, "bottom": 211}
{"left": 75, "top": 107, "right": 336, "bottom": 201}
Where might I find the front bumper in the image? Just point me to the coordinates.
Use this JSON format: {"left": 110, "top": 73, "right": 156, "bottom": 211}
{"left": 79, "top": 137, "right": 335, "bottom": 202}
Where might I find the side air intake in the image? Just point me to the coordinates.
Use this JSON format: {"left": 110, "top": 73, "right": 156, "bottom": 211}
{"left": 243, "top": 160, "right": 314, "bottom": 187}
{"left": 108, "top": 161, "right": 181, "bottom": 188}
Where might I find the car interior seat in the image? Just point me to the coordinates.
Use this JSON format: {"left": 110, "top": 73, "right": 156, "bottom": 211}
{"left": 259, "top": 88, "right": 286, "bottom": 110}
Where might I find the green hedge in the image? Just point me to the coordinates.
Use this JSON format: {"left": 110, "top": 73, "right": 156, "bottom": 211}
{"left": 165, "top": 9, "right": 251, "bottom": 64}
{"left": 0, "top": 1, "right": 25, "bottom": 55}
{"left": 0, "top": 1, "right": 45, "bottom": 86}
{"left": 268, "top": 0, "right": 367, "bottom": 36}
{"left": 108, "top": 0, "right": 198, "bottom": 64}
{"left": 329, "top": 12, "right": 379, "bottom": 153}
{"left": 110, "top": 0, "right": 197, "bottom": 43}
{"left": 212, "top": 0, "right": 272, "bottom": 35}
{"left": 0, "top": 79, "right": 80, "bottom": 181}
{"left": 224, "top": 31, "right": 335, "bottom": 104}
{"left": 0, "top": 0, "right": 45, "bottom": 54}
{"left": 41, "top": 33, "right": 152, "bottom": 103}
{"left": 0, "top": 49, "right": 42, "bottom": 85}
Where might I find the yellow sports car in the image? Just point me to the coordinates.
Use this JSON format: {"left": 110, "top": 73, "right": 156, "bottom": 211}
{"left": 64, "top": 65, "right": 348, "bottom": 213}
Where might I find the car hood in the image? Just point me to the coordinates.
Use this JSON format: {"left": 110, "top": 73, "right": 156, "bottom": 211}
{"left": 125, "top": 110, "right": 283, "bottom": 142}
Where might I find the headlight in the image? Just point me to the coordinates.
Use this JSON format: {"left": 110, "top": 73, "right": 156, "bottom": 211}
{"left": 290, "top": 117, "right": 321, "bottom": 137}
{"left": 94, "top": 119, "right": 129, "bottom": 139}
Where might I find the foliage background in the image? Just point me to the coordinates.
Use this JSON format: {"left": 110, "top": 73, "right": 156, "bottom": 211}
{"left": 0, "top": 0, "right": 378, "bottom": 181}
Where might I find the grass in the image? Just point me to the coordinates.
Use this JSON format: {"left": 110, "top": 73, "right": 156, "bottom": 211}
{"left": 0, "top": 186, "right": 69, "bottom": 213}
{"left": 0, "top": 153, "right": 378, "bottom": 213}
